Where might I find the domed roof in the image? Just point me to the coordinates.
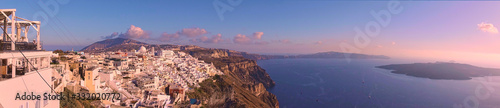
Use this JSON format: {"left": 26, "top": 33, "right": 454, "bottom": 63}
{"left": 139, "top": 46, "right": 147, "bottom": 53}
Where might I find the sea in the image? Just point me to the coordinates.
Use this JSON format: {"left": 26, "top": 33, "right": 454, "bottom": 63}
{"left": 257, "top": 58, "right": 500, "bottom": 108}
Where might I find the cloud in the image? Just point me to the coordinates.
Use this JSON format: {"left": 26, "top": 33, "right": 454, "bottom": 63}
{"left": 159, "top": 32, "right": 180, "bottom": 42}
{"left": 191, "top": 34, "right": 226, "bottom": 43}
{"left": 252, "top": 32, "right": 264, "bottom": 39}
{"left": 315, "top": 41, "right": 323, "bottom": 45}
{"left": 233, "top": 34, "right": 252, "bottom": 44}
{"left": 179, "top": 28, "right": 208, "bottom": 37}
{"left": 155, "top": 27, "right": 209, "bottom": 42}
{"left": 233, "top": 32, "right": 269, "bottom": 45}
{"left": 119, "top": 25, "right": 151, "bottom": 39}
{"left": 478, "top": 22, "right": 499, "bottom": 34}
{"left": 102, "top": 32, "right": 119, "bottom": 39}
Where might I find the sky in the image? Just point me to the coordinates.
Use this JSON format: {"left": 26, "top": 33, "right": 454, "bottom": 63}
{"left": 1, "top": 0, "right": 500, "bottom": 67}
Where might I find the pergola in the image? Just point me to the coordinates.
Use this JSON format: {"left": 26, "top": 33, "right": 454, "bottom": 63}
{"left": 0, "top": 9, "right": 41, "bottom": 51}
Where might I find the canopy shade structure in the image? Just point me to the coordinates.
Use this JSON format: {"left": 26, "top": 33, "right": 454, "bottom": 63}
{"left": 1, "top": 9, "right": 42, "bottom": 51}
{"left": 0, "top": 9, "right": 14, "bottom": 21}
{"left": 0, "top": 21, "right": 41, "bottom": 26}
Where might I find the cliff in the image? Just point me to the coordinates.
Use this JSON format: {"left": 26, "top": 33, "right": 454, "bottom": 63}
{"left": 185, "top": 49, "right": 275, "bottom": 87}
{"left": 184, "top": 50, "right": 279, "bottom": 108}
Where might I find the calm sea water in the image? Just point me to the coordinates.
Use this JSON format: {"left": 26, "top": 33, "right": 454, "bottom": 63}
{"left": 257, "top": 59, "right": 500, "bottom": 108}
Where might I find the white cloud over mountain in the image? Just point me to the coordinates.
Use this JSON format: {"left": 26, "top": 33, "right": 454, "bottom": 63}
{"left": 478, "top": 22, "right": 498, "bottom": 34}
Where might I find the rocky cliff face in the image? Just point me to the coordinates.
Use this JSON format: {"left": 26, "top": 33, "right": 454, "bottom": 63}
{"left": 186, "top": 49, "right": 229, "bottom": 58}
{"left": 220, "top": 58, "right": 275, "bottom": 88}
{"left": 184, "top": 49, "right": 279, "bottom": 108}
{"left": 185, "top": 49, "right": 275, "bottom": 88}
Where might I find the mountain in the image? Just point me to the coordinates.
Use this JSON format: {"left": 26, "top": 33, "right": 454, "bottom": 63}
{"left": 80, "top": 38, "right": 147, "bottom": 52}
{"left": 81, "top": 38, "right": 201, "bottom": 53}
{"left": 377, "top": 62, "right": 500, "bottom": 80}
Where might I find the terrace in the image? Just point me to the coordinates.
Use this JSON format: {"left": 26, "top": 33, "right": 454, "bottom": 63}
{"left": 0, "top": 51, "right": 52, "bottom": 80}
{"left": 0, "top": 9, "right": 41, "bottom": 51}
{"left": 0, "top": 9, "right": 47, "bottom": 80}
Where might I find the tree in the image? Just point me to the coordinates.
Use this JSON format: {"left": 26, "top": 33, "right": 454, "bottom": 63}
{"left": 53, "top": 49, "right": 66, "bottom": 56}
{"left": 53, "top": 49, "right": 64, "bottom": 54}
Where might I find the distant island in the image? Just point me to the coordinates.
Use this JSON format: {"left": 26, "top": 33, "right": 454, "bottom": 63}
{"left": 377, "top": 62, "right": 500, "bottom": 80}
{"left": 293, "top": 51, "right": 390, "bottom": 59}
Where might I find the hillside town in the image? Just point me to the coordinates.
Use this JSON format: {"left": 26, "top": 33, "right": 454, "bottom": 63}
{"left": 50, "top": 45, "right": 224, "bottom": 107}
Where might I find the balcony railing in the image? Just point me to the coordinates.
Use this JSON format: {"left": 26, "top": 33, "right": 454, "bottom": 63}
{"left": 0, "top": 52, "right": 52, "bottom": 81}
{"left": 0, "top": 65, "right": 51, "bottom": 80}
{"left": 0, "top": 41, "right": 39, "bottom": 51}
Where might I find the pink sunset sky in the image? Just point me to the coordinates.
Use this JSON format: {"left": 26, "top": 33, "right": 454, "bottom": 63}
{"left": 2, "top": 1, "right": 499, "bottom": 67}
